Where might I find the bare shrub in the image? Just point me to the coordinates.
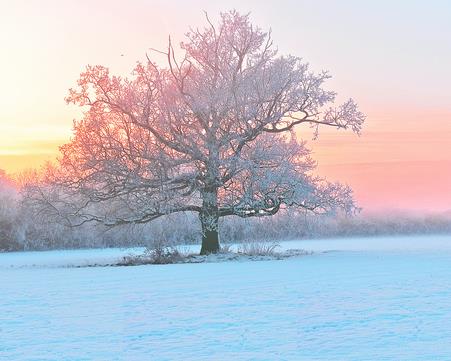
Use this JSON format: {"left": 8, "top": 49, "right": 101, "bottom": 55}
{"left": 119, "top": 246, "right": 184, "bottom": 266}
{"left": 146, "top": 246, "right": 184, "bottom": 264}
{"left": 219, "top": 243, "right": 233, "bottom": 253}
{"left": 119, "top": 234, "right": 186, "bottom": 266}
{"left": 237, "top": 240, "right": 280, "bottom": 256}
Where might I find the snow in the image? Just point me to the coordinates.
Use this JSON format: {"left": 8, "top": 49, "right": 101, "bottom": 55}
{"left": 2, "top": 235, "right": 451, "bottom": 360}
{"left": 0, "top": 247, "right": 145, "bottom": 269}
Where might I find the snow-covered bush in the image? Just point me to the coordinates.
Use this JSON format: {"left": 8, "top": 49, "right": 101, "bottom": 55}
{"left": 0, "top": 172, "right": 23, "bottom": 251}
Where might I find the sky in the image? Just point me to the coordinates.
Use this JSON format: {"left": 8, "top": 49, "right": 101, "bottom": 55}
{"left": 0, "top": 0, "right": 450, "bottom": 212}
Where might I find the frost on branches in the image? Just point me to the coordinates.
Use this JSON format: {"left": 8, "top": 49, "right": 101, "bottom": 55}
{"left": 29, "top": 11, "right": 365, "bottom": 254}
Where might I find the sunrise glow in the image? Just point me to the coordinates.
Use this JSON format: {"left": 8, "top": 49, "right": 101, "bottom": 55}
{"left": 1, "top": 0, "right": 450, "bottom": 212}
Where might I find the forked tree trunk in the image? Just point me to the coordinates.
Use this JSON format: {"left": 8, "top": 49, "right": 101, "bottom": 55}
{"left": 199, "top": 187, "right": 220, "bottom": 255}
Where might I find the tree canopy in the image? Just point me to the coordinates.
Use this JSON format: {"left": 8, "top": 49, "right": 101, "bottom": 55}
{"left": 27, "top": 10, "right": 365, "bottom": 254}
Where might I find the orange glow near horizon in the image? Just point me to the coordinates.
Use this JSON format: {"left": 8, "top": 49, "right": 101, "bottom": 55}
{"left": 3, "top": 107, "right": 451, "bottom": 213}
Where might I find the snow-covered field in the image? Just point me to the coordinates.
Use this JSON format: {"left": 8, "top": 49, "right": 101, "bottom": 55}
{"left": 2, "top": 235, "right": 451, "bottom": 360}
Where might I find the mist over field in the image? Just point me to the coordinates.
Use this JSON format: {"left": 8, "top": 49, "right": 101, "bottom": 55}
{"left": 2, "top": 175, "right": 451, "bottom": 252}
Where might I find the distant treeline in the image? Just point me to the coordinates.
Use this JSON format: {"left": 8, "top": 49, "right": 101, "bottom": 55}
{"left": 1, "top": 174, "right": 451, "bottom": 252}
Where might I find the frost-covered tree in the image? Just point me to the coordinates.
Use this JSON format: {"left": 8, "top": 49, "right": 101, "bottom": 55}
{"left": 31, "top": 11, "right": 364, "bottom": 254}
{"left": 0, "top": 170, "right": 22, "bottom": 251}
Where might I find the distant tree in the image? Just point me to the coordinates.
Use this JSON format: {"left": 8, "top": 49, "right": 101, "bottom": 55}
{"left": 0, "top": 169, "right": 7, "bottom": 182}
{"left": 0, "top": 170, "right": 22, "bottom": 251}
{"left": 29, "top": 11, "right": 364, "bottom": 254}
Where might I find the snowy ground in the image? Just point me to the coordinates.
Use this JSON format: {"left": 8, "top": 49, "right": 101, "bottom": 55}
{"left": 2, "top": 235, "right": 451, "bottom": 360}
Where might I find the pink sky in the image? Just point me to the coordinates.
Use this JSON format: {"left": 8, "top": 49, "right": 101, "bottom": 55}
{"left": 1, "top": 0, "right": 450, "bottom": 212}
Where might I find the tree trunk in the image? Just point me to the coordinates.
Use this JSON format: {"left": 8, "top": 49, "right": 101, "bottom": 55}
{"left": 199, "top": 187, "right": 220, "bottom": 255}
{"left": 200, "top": 221, "right": 220, "bottom": 255}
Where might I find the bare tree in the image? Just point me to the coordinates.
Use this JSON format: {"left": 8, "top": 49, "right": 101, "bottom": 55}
{"left": 29, "top": 11, "right": 364, "bottom": 254}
